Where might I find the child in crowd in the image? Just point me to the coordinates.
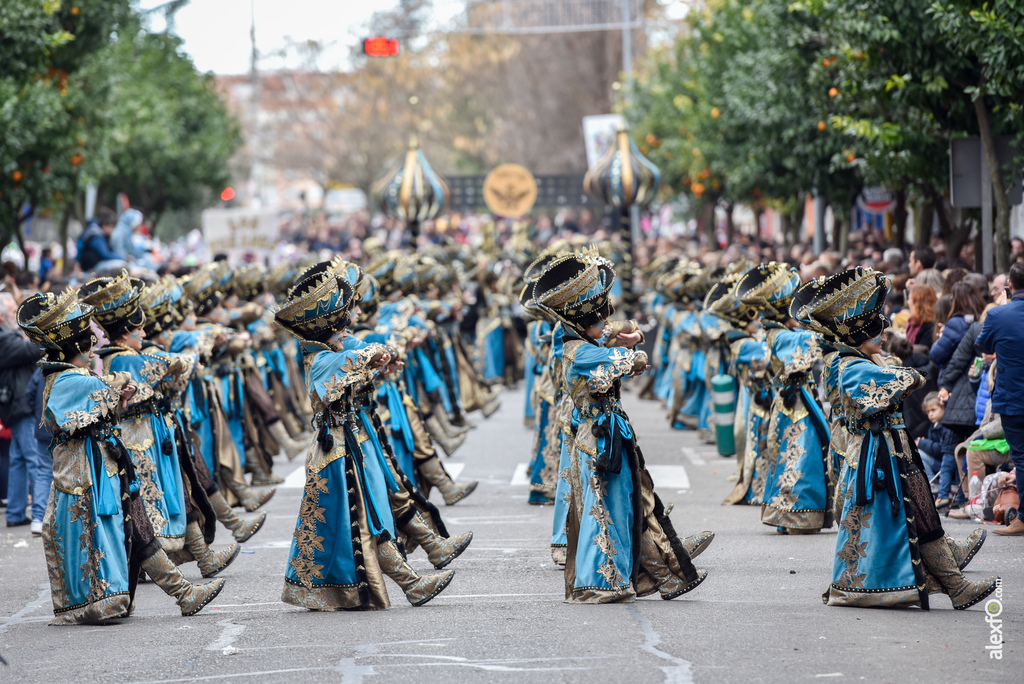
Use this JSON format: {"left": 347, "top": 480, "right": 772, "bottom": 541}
{"left": 916, "top": 391, "right": 961, "bottom": 507}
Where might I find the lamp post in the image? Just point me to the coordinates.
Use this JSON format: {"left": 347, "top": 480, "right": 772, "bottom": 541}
{"left": 583, "top": 127, "right": 661, "bottom": 316}
{"left": 372, "top": 134, "right": 449, "bottom": 249}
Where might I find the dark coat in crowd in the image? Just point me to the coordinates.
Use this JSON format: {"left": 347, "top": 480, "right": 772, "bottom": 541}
{"left": 930, "top": 313, "right": 974, "bottom": 385}
{"left": 25, "top": 367, "right": 49, "bottom": 442}
{"left": 0, "top": 327, "right": 41, "bottom": 425}
{"left": 939, "top": 320, "right": 983, "bottom": 435}
{"left": 918, "top": 421, "right": 958, "bottom": 459}
{"left": 976, "top": 292, "right": 1024, "bottom": 416}
{"left": 904, "top": 349, "right": 938, "bottom": 440}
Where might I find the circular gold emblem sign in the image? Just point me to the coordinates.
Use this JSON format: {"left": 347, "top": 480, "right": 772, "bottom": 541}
{"left": 483, "top": 163, "right": 538, "bottom": 217}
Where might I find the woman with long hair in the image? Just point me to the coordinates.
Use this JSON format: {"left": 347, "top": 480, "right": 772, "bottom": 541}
{"left": 931, "top": 283, "right": 985, "bottom": 383}
{"left": 905, "top": 285, "right": 937, "bottom": 347}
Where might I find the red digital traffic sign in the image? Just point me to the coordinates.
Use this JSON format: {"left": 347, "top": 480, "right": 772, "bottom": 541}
{"left": 363, "top": 37, "right": 400, "bottom": 57}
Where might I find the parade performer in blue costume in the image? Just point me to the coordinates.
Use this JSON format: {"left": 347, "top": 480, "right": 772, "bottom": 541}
{"left": 140, "top": 278, "right": 266, "bottom": 545}
{"left": 792, "top": 267, "right": 997, "bottom": 610}
{"left": 333, "top": 259, "right": 473, "bottom": 570}
{"left": 81, "top": 273, "right": 239, "bottom": 578}
{"left": 169, "top": 273, "right": 276, "bottom": 513}
{"left": 277, "top": 260, "right": 456, "bottom": 610}
{"left": 734, "top": 263, "right": 832, "bottom": 532}
{"left": 530, "top": 249, "right": 712, "bottom": 603}
{"left": 703, "top": 274, "right": 770, "bottom": 505}
{"left": 19, "top": 289, "right": 225, "bottom": 623}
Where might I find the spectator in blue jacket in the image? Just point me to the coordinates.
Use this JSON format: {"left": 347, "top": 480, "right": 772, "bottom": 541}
{"left": 76, "top": 207, "right": 127, "bottom": 272}
{"left": 931, "top": 282, "right": 985, "bottom": 385}
{"left": 977, "top": 262, "right": 1024, "bottom": 535}
{"left": 109, "top": 208, "right": 146, "bottom": 261}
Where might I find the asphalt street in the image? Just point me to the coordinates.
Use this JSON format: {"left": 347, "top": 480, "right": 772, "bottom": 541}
{"left": 0, "top": 385, "right": 1020, "bottom": 683}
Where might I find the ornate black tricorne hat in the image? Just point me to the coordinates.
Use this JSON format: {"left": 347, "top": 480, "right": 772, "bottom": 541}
{"left": 140, "top": 277, "right": 183, "bottom": 336}
{"left": 182, "top": 263, "right": 224, "bottom": 317}
{"left": 790, "top": 267, "right": 890, "bottom": 346}
{"left": 703, "top": 271, "right": 758, "bottom": 327}
{"left": 79, "top": 271, "right": 146, "bottom": 341}
{"left": 275, "top": 259, "right": 357, "bottom": 346}
{"left": 234, "top": 263, "right": 267, "bottom": 301}
{"left": 737, "top": 262, "right": 802, "bottom": 323}
{"left": 18, "top": 289, "right": 97, "bottom": 360}
{"left": 531, "top": 248, "right": 615, "bottom": 337}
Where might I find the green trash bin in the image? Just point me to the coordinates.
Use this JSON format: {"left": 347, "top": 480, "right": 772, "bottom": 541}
{"left": 711, "top": 374, "right": 736, "bottom": 457}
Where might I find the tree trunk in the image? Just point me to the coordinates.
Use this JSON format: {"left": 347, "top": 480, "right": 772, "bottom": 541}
{"left": 703, "top": 202, "right": 715, "bottom": 248}
{"left": 973, "top": 94, "right": 1011, "bottom": 273}
{"left": 835, "top": 210, "right": 850, "bottom": 255}
{"left": 925, "top": 183, "right": 971, "bottom": 262}
{"left": 915, "top": 197, "right": 934, "bottom": 248}
{"left": 724, "top": 201, "right": 736, "bottom": 245}
{"left": 59, "top": 206, "right": 72, "bottom": 275}
{"left": 893, "top": 186, "right": 908, "bottom": 250}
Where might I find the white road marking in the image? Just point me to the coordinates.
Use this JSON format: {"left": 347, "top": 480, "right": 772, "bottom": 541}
{"left": 510, "top": 462, "right": 530, "bottom": 485}
{"left": 283, "top": 463, "right": 464, "bottom": 488}
{"left": 205, "top": 618, "right": 246, "bottom": 654}
{"left": 647, "top": 465, "right": 690, "bottom": 489}
{"left": 681, "top": 447, "right": 706, "bottom": 466}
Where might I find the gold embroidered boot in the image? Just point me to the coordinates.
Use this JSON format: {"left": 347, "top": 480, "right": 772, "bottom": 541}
{"left": 433, "top": 404, "right": 471, "bottom": 437}
{"left": 481, "top": 395, "right": 501, "bottom": 418}
{"left": 225, "top": 478, "right": 276, "bottom": 513}
{"left": 946, "top": 529, "right": 986, "bottom": 570}
{"left": 420, "top": 457, "right": 478, "bottom": 505}
{"left": 209, "top": 490, "right": 267, "bottom": 542}
{"left": 681, "top": 531, "right": 715, "bottom": 560}
{"left": 268, "top": 421, "right": 309, "bottom": 461}
{"left": 424, "top": 414, "right": 465, "bottom": 457}
{"left": 919, "top": 538, "right": 999, "bottom": 610}
{"left": 141, "top": 549, "right": 226, "bottom": 616}
{"left": 376, "top": 539, "right": 455, "bottom": 606}
{"left": 402, "top": 514, "right": 473, "bottom": 569}
{"left": 247, "top": 450, "right": 285, "bottom": 486}
{"left": 184, "top": 521, "right": 241, "bottom": 578}
{"left": 638, "top": 535, "right": 708, "bottom": 600}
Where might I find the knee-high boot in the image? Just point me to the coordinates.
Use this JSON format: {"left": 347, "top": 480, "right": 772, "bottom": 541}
{"left": 402, "top": 514, "right": 473, "bottom": 569}
{"left": 424, "top": 414, "right": 465, "bottom": 457}
{"left": 946, "top": 529, "right": 986, "bottom": 570}
{"left": 638, "top": 534, "right": 708, "bottom": 600}
{"left": 141, "top": 549, "right": 226, "bottom": 616}
{"left": 268, "top": 420, "right": 309, "bottom": 461}
{"left": 919, "top": 538, "right": 999, "bottom": 610}
{"left": 184, "top": 521, "right": 240, "bottom": 578}
{"left": 376, "top": 540, "right": 455, "bottom": 607}
{"left": 224, "top": 477, "right": 276, "bottom": 512}
{"left": 208, "top": 490, "right": 267, "bottom": 542}
{"left": 419, "top": 457, "right": 477, "bottom": 505}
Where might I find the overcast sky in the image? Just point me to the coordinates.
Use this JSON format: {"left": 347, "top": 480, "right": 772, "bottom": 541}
{"left": 137, "top": 0, "right": 405, "bottom": 74}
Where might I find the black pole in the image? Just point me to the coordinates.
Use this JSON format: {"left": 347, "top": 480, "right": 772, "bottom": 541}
{"left": 620, "top": 206, "right": 636, "bottom": 317}
{"left": 408, "top": 219, "right": 420, "bottom": 250}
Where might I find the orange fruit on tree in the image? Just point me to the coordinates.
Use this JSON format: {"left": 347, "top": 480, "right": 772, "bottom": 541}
{"left": 645, "top": 133, "right": 657, "bottom": 145}
{"left": 829, "top": 87, "right": 839, "bottom": 97}
{"left": 12, "top": 171, "right": 22, "bottom": 182}
{"left": 71, "top": 6, "right": 80, "bottom": 16}
{"left": 692, "top": 182, "right": 706, "bottom": 197}
{"left": 817, "top": 121, "right": 827, "bottom": 131}
{"left": 71, "top": 154, "right": 83, "bottom": 166}
{"left": 711, "top": 107, "right": 721, "bottom": 118}
{"left": 701, "top": 168, "right": 711, "bottom": 179}
{"left": 847, "top": 153, "right": 856, "bottom": 163}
